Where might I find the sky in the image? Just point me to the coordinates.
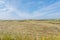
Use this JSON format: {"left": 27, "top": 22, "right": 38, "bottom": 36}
{"left": 0, "top": 0, "right": 60, "bottom": 20}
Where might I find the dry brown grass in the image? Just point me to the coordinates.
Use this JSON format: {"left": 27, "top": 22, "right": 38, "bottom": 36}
{"left": 0, "top": 20, "right": 60, "bottom": 40}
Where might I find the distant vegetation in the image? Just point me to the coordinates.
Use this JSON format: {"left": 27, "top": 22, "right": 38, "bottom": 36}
{"left": 0, "top": 20, "right": 60, "bottom": 40}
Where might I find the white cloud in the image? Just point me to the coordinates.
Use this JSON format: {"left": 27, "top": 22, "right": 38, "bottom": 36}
{"left": 0, "top": 0, "right": 17, "bottom": 20}
{"left": 0, "top": 0, "right": 60, "bottom": 20}
{"left": 0, "top": 0, "right": 32, "bottom": 20}
{"left": 44, "top": 12, "right": 60, "bottom": 19}
{"left": 32, "top": 1, "right": 60, "bottom": 18}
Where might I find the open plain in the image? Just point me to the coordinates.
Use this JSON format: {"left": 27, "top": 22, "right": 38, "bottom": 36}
{"left": 0, "top": 20, "right": 60, "bottom": 40}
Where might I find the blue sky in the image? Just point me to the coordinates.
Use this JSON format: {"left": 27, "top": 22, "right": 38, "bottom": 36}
{"left": 0, "top": 0, "right": 60, "bottom": 20}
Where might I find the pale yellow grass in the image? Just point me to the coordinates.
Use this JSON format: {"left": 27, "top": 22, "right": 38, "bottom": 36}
{"left": 0, "top": 20, "right": 60, "bottom": 40}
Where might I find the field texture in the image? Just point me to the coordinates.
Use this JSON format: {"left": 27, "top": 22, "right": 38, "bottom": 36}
{"left": 0, "top": 20, "right": 60, "bottom": 40}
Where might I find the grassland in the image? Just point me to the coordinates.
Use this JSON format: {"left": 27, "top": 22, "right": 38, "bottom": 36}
{"left": 0, "top": 20, "right": 60, "bottom": 40}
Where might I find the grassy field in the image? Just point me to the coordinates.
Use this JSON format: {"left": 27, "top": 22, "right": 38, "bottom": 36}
{"left": 0, "top": 20, "right": 60, "bottom": 40}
